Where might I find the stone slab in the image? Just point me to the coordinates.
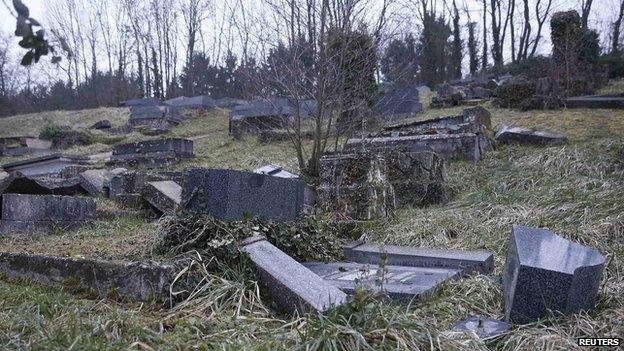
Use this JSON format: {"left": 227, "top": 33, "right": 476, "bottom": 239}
{"left": 566, "top": 96, "right": 624, "bottom": 109}
{"left": 0, "top": 174, "right": 85, "bottom": 196}
{"left": 344, "top": 241, "right": 494, "bottom": 275}
{"left": 0, "top": 251, "right": 174, "bottom": 300}
{"left": 112, "top": 138, "right": 194, "bottom": 157}
{"left": 304, "top": 261, "right": 459, "bottom": 303}
{"left": 253, "top": 164, "right": 299, "bottom": 179}
{"left": 108, "top": 151, "right": 185, "bottom": 168}
{"left": 1, "top": 194, "right": 96, "bottom": 222}
{"left": 495, "top": 125, "right": 566, "bottom": 146}
{"left": 451, "top": 316, "right": 510, "bottom": 339}
{"left": 502, "top": 225, "right": 605, "bottom": 324}
{"left": 2, "top": 154, "right": 91, "bottom": 177}
{"left": 182, "top": 168, "right": 308, "bottom": 222}
{"left": 78, "top": 169, "right": 112, "bottom": 196}
{"left": 141, "top": 181, "right": 182, "bottom": 215}
{"left": 241, "top": 236, "right": 347, "bottom": 314}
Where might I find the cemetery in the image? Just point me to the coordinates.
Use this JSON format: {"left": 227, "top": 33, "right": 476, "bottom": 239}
{"left": 0, "top": 2, "right": 622, "bottom": 350}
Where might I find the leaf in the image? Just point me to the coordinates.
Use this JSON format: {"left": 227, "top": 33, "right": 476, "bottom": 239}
{"left": 12, "top": 0, "right": 30, "bottom": 18}
{"left": 21, "top": 50, "right": 35, "bottom": 66}
{"left": 14, "top": 16, "right": 31, "bottom": 37}
{"left": 51, "top": 56, "right": 62, "bottom": 64}
{"left": 35, "top": 29, "right": 44, "bottom": 38}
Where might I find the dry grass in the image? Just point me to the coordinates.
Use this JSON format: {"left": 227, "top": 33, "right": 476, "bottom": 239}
{"left": 0, "top": 82, "right": 623, "bottom": 349}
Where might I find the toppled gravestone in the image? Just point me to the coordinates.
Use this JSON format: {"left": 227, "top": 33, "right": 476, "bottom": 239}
{"left": 318, "top": 149, "right": 447, "bottom": 219}
{"left": 0, "top": 252, "right": 174, "bottom": 301}
{"left": 0, "top": 172, "right": 86, "bottom": 197}
{"left": 78, "top": 168, "right": 126, "bottom": 197}
{"left": 253, "top": 164, "right": 299, "bottom": 179}
{"left": 181, "top": 168, "right": 311, "bottom": 222}
{"left": 495, "top": 125, "right": 566, "bottom": 146}
{"left": 304, "top": 261, "right": 460, "bottom": 303}
{"left": 108, "top": 138, "right": 194, "bottom": 168}
{"left": 0, "top": 194, "right": 96, "bottom": 234}
{"left": 503, "top": 225, "right": 605, "bottom": 324}
{"left": 241, "top": 236, "right": 347, "bottom": 314}
{"left": 2, "top": 154, "right": 91, "bottom": 177}
{"left": 566, "top": 94, "right": 624, "bottom": 109}
{"left": 343, "top": 241, "right": 494, "bottom": 275}
{"left": 141, "top": 181, "right": 182, "bottom": 215}
{"left": 128, "top": 105, "right": 182, "bottom": 131}
{"left": 109, "top": 171, "right": 183, "bottom": 209}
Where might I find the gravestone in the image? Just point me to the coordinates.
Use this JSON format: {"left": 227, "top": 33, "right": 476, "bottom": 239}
{"left": 0, "top": 172, "right": 85, "bottom": 197}
{"left": 304, "top": 261, "right": 460, "bottom": 303}
{"left": 241, "top": 236, "right": 347, "bottom": 314}
{"left": 79, "top": 169, "right": 113, "bottom": 197}
{"left": 344, "top": 241, "right": 494, "bottom": 275}
{"left": 2, "top": 154, "right": 91, "bottom": 177}
{"left": 109, "top": 139, "right": 194, "bottom": 168}
{"left": 0, "top": 194, "right": 96, "bottom": 234}
{"left": 566, "top": 95, "right": 624, "bottom": 109}
{"left": 451, "top": 316, "right": 510, "bottom": 339}
{"left": 253, "top": 164, "right": 299, "bottom": 179}
{"left": 109, "top": 171, "right": 183, "bottom": 209}
{"left": 181, "top": 168, "right": 309, "bottom": 221}
{"left": 374, "top": 86, "right": 423, "bottom": 119}
{"left": 141, "top": 181, "right": 182, "bottom": 215}
{"left": 495, "top": 125, "right": 566, "bottom": 146}
{"left": 502, "top": 225, "right": 605, "bottom": 324}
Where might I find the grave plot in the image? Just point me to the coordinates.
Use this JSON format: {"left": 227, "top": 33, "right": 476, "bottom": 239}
{"left": 108, "top": 138, "right": 194, "bottom": 168}
{"left": 503, "top": 225, "right": 605, "bottom": 324}
{"left": 0, "top": 194, "right": 96, "bottom": 235}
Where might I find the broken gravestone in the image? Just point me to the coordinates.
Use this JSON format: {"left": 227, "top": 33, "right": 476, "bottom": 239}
{"left": 304, "top": 261, "right": 460, "bottom": 303}
{"left": 451, "top": 316, "right": 510, "bottom": 339}
{"left": 0, "top": 194, "right": 96, "bottom": 234}
{"left": 503, "top": 225, "right": 605, "bottom": 324}
{"left": 0, "top": 172, "right": 86, "bottom": 197}
{"left": 181, "top": 168, "right": 311, "bottom": 222}
{"left": 108, "top": 171, "right": 183, "bottom": 209}
{"left": 78, "top": 168, "right": 126, "bottom": 197}
{"left": 343, "top": 241, "right": 494, "bottom": 275}
{"left": 495, "top": 125, "right": 566, "bottom": 146}
{"left": 241, "top": 236, "right": 347, "bottom": 314}
{"left": 2, "top": 154, "right": 91, "bottom": 177}
{"left": 141, "top": 181, "right": 182, "bottom": 215}
{"left": 108, "top": 138, "right": 194, "bottom": 168}
{"left": 253, "top": 164, "right": 299, "bottom": 179}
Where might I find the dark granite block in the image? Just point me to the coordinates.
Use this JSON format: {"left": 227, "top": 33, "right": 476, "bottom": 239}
{"left": 495, "top": 125, "right": 566, "bottom": 146}
{"left": 304, "top": 261, "right": 459, "bottom": 303}
{"left": 2, "top": 194, "right": 96, "bottom": 222}
{"left": 112, "top": 138, "right": 194, "bottom": 157}
{"left": 502, "top": 225, "right": 605, "bottom": 324}
{"left": 343, "top": 241, "right": 494, "bottom": 275}
{"left": 182, "top": 168, "right": 308, "bottom": 221}
{"left": 241, "top": 236, "right": 347, "bottom": 314}
{"left": 566, "top": 96, "right": 624, "bottom": 109}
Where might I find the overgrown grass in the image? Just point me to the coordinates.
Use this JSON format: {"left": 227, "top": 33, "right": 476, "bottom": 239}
{"left": 0, "top": 82, "right": 623, "bottom": 349}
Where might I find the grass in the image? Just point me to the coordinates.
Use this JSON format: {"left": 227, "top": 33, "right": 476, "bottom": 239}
{"left": 0, "top": 82, "right": 623, "bottom": 349}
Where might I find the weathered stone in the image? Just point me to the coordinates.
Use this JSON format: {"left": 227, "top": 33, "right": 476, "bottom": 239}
{"left": 2, "top": 154, "right": 90, "bottom": 177}
{"left": 0, "top": 251, "right": 174, "bottom": 300}
{"left": 565, "top": 95, "right": 624, "bottom": 109}
{"left": 345, "top": 133, "right": 485, "bottom": 163}
{"left": 182, "top": 168, "right": 309, "bottom": 222}
{"left": 127, "top": 105, "right": 182, "bottom": 130}
{"left": 503, "top": 225, "right": 605, "bottom": 324}
{"left": 165, "top": 95, "right": 215, "bottom": 110}
{"left": 1, "top": 194, "right": 96, "bottom": 234}
{"left": 23, "top": 138, "right": 53, "bottom": 150}
{"left": 374, "top": 86, "right": 423, "bottom": 119}
{"left": 40, "top": 128, "right": 92, "bottom": 150}
{"left": 451, "top": 316, "right": 510, "bottom": 339}
{"left": 79, "top": 169, "right": 112, "bottom": 197}
{"left": 253, "top": 164, "right": 299, "bottom": 179}
{"left": 241, "top": 236, "right": 347, "bottom": 314}
{"left": 109, "top": 171, "right": 182, "bottom": 208}
{"left": 90, "top": 120, "right": 112, "bottom": 130}
{"left": 121, "top": 97, "right": 162, "bottom": 106}
{"left": 304, "top": 261, "right": 459, "bottom": 303}
{"left": 141, "top": 181, "right": 182, "bottom": 215}
{"left": 109, "top": 139, "right": 194, "bottom": 168}
{"left": 343, "top": 241, "right": 494, "bottom": 275}
{"left": 0, "top": 173, "right": 85, "bottom": 197}
{"left": 495, "top": 125, "right": 566, "bottom": 146}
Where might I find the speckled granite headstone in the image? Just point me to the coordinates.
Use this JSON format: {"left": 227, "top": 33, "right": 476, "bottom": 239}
{"left": 241, "top": 236, "right": 347, "bottom": 314}
{"left": 503, "top": 225, "right": 605, "bottom": 324}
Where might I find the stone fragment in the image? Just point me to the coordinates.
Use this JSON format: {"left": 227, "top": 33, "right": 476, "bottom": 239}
{"left": 2, "top": 154, "right": 91, "bottom": 177}
{"left": 343, "top": 241, "right": 494, "bottom": 275}
{"left": 374, "top": 86, "right": 423, "bottom": 119}
{"left": 502, "top": 225, "right": 605, "bottom": 324}
{"left": 253, "top": 164, "right": 299, "bottom": 179}
{"left": 451, "top": 316, "right": 510, "bottom": 339}
{"left": 141, "top": 181, "right": 182, "bottom": 215}
{"left": 0, "top": 172, "right": 85, "bottom": 196}
{"left": 109, "top": 171, "right": 182, "bottom": 208}
{"left": 241, "top": 236, "right": 347, "bottom": 314}
{"left": 0, "top": 194, "right": 96, "bottom": 234}
{"left": 304, "top": 261, "right": 459, "bottom": 303}
{"left": 0, "top": 251, "right": 174, "bottom": 300}
{"left": 495, "top": 125, "right": 566, "bottom": 146}
{"left": 182, "top": 168, "right": 309, "bottom": 222}
{"left": 79, "top": 169, "right": 112, "bottom": 196}
{"left": 565, "top": 95, "right": 624, "bottom": 109}
{"left": 108, "top": 139, "right": 194, "bottom": 168}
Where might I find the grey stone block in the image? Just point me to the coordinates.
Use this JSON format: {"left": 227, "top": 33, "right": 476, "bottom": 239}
{"left": 304, "top": 261, "right": 459, "bottom": 303}
{"left": 241, "top": 236, "right": 347, "bottom": 314}
{"left": 0, "top": 251, "right": 174, "bottom": 300}
{"left": 566, "top": 96, "right": 624, "bottom": 109}
{"left": 79, "top": 169, "right": 112, "bottom": 196}
{"left": 2, "top": 194, "right": 96, "bottom": 222}
{"left": 253, "top": 164, "right": 299, "bottom": 179}
{"left": 182, "top": 168, "right": 308, "bottom": 222}
{"left": 2, "top": 154, "right": 90, "bottom": 177}
{"left": 344, "top": 241, "right": 494, "bottom": 275}
{"left": 141, "top": 181, "right": 182, "bottom": 215}
{"left": 502, "top": 225, "right": 605, "bottom": 324}
{"left": 495, "top": 125, "right": 566, "bottom": 146}
{"left": 112, "top": 138, "right": 193, "bottom": 157}
{"left": 109, "top": 171, "right": 183, "bottom": 209}
{"left": 451, "top": 316, "right": 510, "bottom": 339}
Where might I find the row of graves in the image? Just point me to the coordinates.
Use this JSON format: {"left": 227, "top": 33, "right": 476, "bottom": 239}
{"left": 228, "top": 86, "right": 424, "bottom": 141}
{"left": 0, "top": 107, "right": 603, "bottom": 339}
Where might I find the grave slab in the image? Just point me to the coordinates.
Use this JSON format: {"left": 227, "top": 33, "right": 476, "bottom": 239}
{"left": 344, "top": 241, "right": 494, "bottom": 275}
{"left": 109, "top": 139, "right": 194, "bottom": 168}
{"left": 78, "top": 169, "right": 112, "bottom": 196}
{"left": 2, "top": 154, "right": 91, "bottom": 177}
{"left": 253, "top": 164, "right": 299, "bottom": 179}
{"left": 495, "top": 125, "right": 566, "bottom": 146}
{"left": 109, "top": 171, "right": 183, "bottom": 208}
{"left": 182, "top": 168, "right": 308, "bottom": 221}
{"left": 141, "top": 181, "right": 182, "bottom": 215}
{"left": 241, "top": 236, "right": 347, "bottom": 314}
{"left": 502, "top": 225, "right": 605, "bottom": 324}
{"left": 304, "top": 261, "right": 459, "bottom": 303}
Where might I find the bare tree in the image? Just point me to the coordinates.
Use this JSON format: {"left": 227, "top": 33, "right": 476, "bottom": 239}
{"left": 612, "top": 0, "right": 624, "bottom": 53}
{"left": 580, "top": 0, "right": 593, "bottom": 30}
{"left": 181, "top": 0, "right": 210, "bottom": 96}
